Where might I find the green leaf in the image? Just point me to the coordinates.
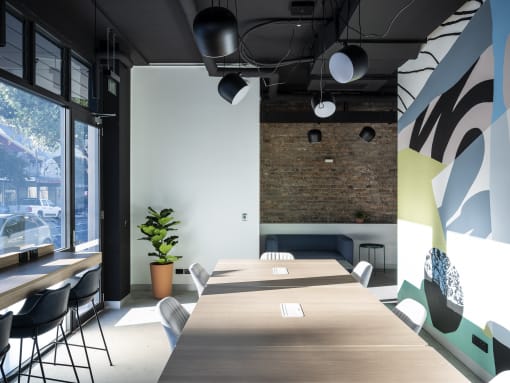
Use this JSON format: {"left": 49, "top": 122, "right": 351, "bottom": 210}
{"left": 139, "top": 225, "right": 155, "bottom": 236}
{"left": 164, "top": 255, "right": 181, "bottom": 263}
{"left": 158, "top": 216, "right": 171, "bottom": 225}
{"left": 159, "top": 242, "right": 173, "bottom": 255}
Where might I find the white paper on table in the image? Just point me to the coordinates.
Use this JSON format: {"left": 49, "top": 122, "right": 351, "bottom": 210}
{"left": 280, "top": 303, "right": 304, "bottom": 318}
{"left": 272, "top": 267, "right": 289, "bottom": 275}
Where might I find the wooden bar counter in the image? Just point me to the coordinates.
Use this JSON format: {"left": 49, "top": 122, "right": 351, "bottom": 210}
{"left": 0, "top": 251, "right": 102, "bottom": 310}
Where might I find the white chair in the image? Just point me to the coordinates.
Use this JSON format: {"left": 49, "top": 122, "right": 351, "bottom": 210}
{"left": 489, "top": 371, "right": 510, "bottom": 382}
{"left": 392, "top": 298, "right": 427, "bottom": 334}
{"left": 351, "top": 261, "right": 373, "bottom": 287}
{"left": 156, "top": 297, "right": 190, "bottom": 351}
{"left": 260, "top": 252, "right": 295, "bottom": 260}
{"left": 189, "top": 262, "right": 210, "bottom": 296}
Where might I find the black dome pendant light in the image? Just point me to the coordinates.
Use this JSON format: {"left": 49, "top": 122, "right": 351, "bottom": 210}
{"left": 308, "top": 129, "right": 322, "bottom": 144}
{"left": 218, "top": 73, "right": 249, "bottom": 105}
{"left": 359, "top": 126, "right": 376, "bottom": 142}
{"left": 329, "top": 44, "right": 368, "bottom": 83}
{"left": 311, "top": 92, "right": 336, "bottom": 118}
{"left": 328, "top": 0, "right": 368, "bottom": 83}
{"left": 193, "top": 6, "right": 238, "bottom": 58}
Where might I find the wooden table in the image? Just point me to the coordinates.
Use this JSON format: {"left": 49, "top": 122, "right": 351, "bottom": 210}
{"left": 163, "top": 346, "right": 466, "bottom": 382}
{"left": 0, "top": 251, "right": 102, "bottom": 310}
{"left": 158, "top": 259, "right": 468, "bottom": 382}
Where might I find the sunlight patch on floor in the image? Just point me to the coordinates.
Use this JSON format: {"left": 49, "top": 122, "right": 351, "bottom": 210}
{"left": 114, "top": 306, "right": 160, "bottom": 327}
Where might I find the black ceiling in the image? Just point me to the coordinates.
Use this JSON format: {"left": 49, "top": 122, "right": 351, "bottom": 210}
{"left": 93, "top": 0, "right": 466, "bottom": 100}
{"left": 10, "top": 0, "right": 467, "bottom": 111}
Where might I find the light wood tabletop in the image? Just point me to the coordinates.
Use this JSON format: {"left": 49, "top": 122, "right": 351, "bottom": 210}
{"left": 0, "top": 251, "right": 102, "bottom": 310}
{"left": 209, "top": 258, "right": 352, "bottom": 286}
{"left": 181, "top": 284, "right": 427, "bottom": 348}
{"left": 160, "top": 345, "right": 467, "bottom": 382}
{"left": 158, "top": 259, "right": 468, "bottom": 382}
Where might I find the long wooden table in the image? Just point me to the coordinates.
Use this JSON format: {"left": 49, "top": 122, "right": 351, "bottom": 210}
{"left": 0, "top": 251, "right": 102, "bottom": 310}
{"left": 158, "top": 259, "right": 468, "bottom": 382}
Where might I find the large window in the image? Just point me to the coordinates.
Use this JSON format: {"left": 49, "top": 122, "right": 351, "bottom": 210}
{"left": 71, "top": 57, "right": 90, "bottom": 108}
{"left": 0, "top": 79, "right": 67, "bottom": 254}
{"left": 74, "top": 120, "right": 100, "bottom": 250}
{"left": 0, "top": 13, "right": 23, "bottom": 77}
{"left": 35, "top": 32, "right": 62, "bottom": 95}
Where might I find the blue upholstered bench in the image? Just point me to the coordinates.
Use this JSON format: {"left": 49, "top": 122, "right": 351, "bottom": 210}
{"left": 264, "top": 234, "right": 354, "bottom": 270}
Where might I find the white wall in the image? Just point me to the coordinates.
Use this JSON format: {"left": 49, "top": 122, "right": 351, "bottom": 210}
{"left": 260, "top": 223, "right": 397, "bottom": 269}
{"left": 130, "top": 66, "right": 260, "bottom": 285}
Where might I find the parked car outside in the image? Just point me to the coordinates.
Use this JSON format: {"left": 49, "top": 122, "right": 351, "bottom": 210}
{"left": 17, "top": 198, "right": 61, "bottom": 219}
{"left": 0, "top": 213, "right": 52, "bottom": 254}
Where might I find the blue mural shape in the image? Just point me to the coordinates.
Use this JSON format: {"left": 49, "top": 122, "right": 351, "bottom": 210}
{"left": 490, "top": 0, "right": 510, "bottom": 120}
{"left": 437, "top": 132, "right": 492, "bottom": 239}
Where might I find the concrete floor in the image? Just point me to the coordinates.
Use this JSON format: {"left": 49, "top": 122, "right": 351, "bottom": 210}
{"left": 14, "top": 287, "right": 196, "bottom": 383}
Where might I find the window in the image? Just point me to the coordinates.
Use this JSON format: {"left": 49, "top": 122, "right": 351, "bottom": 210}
{"left": 71, "top": 56, "right": 90, "bottom": 107}
{"left": 0, "top": 79, "right": 67, "bottom": 254}
{"left": 0, "top": 13, "right": 23, "bottom": 77}
{"left": 35, "top": 32, "right": 62, "bottom": 95}
{"left": 74, "top": 120, "right": 100, "bottom": 250}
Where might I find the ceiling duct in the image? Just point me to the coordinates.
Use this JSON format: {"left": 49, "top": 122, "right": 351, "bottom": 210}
{"left": 289, "top": 1, "right": 315, "bottom": 16}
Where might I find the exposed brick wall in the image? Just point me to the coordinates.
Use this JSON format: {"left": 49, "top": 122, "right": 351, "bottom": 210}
{"left": 260, "top": 122, "right": 397, "bottom": 223}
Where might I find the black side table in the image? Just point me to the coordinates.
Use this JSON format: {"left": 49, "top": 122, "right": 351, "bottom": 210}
{"left": 358, "top": 243, "right": 386, "bottom": 273}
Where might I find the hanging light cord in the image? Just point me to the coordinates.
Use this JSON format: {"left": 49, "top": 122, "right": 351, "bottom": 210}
{"left": 334, "top": 0, "right": 416, "bottom": 39}
{"left": 239, "top": 19, "right": 322, "bottom": 68}
{"left": 319, "top": 0, "right": 327, "bottom": 108}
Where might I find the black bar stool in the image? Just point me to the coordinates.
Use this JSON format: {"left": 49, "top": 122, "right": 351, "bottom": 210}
{"left": 10, "top": 284, "right": 79, "bottom": 383}
{"left": 53, "top": 266, "right": 112, "bottom": 383}
{"left": 0, "top": 311, "right": 13, "bottom": 382}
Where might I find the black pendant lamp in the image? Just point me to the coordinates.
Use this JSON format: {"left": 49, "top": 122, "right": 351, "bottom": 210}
{"left": 329, "top": 45, "right": 368, "bottom": 83}
{"left": 193, "top": 7, "right": 238, "bottom": 58}
{"left": 218, "top": 73, "right": 249, "bottom": 105}
{"left": 311, "top": 93, "right": 336, "bottom": 118}
{"left": 308, "top": 129, "right": 322, "bottom": 143}
{"left": 359, "top": 126, "right": 376, "bottom": 142}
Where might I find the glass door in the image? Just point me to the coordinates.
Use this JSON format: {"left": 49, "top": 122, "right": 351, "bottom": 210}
{"left": 73, "top": 120, "right": 100, "bottom": 251}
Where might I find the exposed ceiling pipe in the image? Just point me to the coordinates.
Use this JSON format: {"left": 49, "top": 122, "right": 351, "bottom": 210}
{"left": 177, "top": 0, "right": 280, "bottom": 98}
{"left": 96, "top": 52, "right": 133, "bottom": 70}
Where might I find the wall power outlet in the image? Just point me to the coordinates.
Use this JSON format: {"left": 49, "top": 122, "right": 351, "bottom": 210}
{"left": 472, "top": 334, "right": 488, "bottom": 353}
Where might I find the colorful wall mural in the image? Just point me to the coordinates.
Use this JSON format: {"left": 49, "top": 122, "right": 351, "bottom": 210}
{"left": 397, "top": 0, "right": 510, "bottom": 378}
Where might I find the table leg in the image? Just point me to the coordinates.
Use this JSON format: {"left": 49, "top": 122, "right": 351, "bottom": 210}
{"left": 371, "top": 248, "right": 375, "bottom": 275}
{"left": 383, "top": 246, "right": 386, "bottom": 273}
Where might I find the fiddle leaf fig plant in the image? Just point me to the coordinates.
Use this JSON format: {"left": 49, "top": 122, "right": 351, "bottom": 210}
{"left": 138, "top": 206, "right": 181, "bottom": 264}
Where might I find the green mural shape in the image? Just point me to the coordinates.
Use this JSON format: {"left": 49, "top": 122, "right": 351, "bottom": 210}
{"left": 399, "top": 280, "right": 496, "bottom": 376}
{"left": 398, "top": 148, "right": 447, "bottom": 251}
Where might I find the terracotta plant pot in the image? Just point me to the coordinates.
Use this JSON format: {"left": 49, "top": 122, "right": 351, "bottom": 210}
{"left": 150, "top": 262, "right": 174, "bottom": 299}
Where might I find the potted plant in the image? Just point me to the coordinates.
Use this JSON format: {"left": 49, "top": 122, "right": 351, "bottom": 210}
{"left": 138, "top": 206, "right": 181, "bottom": 298}
{"left": 354, "top": 211, "right": 367, "bottom": 223}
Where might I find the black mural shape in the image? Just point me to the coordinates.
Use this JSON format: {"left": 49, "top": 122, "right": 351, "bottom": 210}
{"left": 424, "top": 248, "right": 463, "bottom": 333}
{"left": 424, "top": 280, "right": 463, "bottom": 333}
{"left": 494, "top": 338, "right": 510, "bottom": 373}
{"left": 409, "top": 61, "right": 493, "bottom": 163}
{"left": 447, "top": 190, "right": 491, "bottom": 237}
{"left": 456, "top": 128, "right": 483, "bottom": 157}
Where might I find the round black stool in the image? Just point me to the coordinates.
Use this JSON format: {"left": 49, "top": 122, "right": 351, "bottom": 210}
{"left": 358, "top": 243, "right": 386, "bottom": 273}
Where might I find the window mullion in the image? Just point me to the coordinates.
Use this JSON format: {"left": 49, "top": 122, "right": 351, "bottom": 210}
{"left": 22, "top": 19, "right": 34, "bottom": 84}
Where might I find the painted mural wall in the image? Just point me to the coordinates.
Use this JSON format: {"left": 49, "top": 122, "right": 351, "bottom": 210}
{"left": 397, "top": 0, "right": 510, "bottom": 377}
